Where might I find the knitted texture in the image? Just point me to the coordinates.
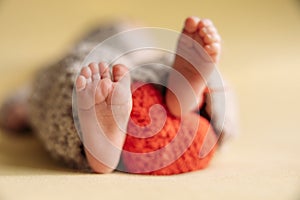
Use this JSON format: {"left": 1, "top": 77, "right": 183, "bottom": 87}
{"left": 27, "top": 22, "right": 171, "bottom": 171}
{"left": 122, "top": 83, "right": 218, "bottom": 175}
{"left": 29, "top": 55, "right": 91, "bottom": 170}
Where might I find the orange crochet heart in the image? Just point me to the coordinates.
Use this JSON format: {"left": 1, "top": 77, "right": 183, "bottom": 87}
{"left": 122, "top": 82, "right": 218, "bottom": 175}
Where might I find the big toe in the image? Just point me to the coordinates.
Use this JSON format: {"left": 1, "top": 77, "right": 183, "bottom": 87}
{"left": 109, "top": 64, "right": 131, "bottom": 105}
{"left": 184, "top": 16, "right": 200, "bottom": 33}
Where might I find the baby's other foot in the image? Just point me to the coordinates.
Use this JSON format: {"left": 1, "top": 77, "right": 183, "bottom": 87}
{"left": 166, "top": 17, "right": 222, "bottom": 117}
{"left": 75, "top": 62, "right": 132, "bottom": 173}
{"left": 183, "top": 17, "right": 221, "bottom": 63}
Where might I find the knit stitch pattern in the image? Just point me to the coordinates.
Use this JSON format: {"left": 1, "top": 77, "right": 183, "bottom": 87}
{"left": 122, "top": 83, "right": 217, "bottom": 175}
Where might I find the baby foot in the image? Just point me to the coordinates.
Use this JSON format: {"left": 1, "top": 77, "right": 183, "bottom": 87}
{"left": 166, "top": 16, "right": 221, "bottom": 117}
{"left": 175, "top": 17, "right": 222, "bottom": 77}
{"left": 184, "top": 17, "right": 221, "bottom": 63}
{"left": 75, "top": 62, "right": 132, "bottom": 173}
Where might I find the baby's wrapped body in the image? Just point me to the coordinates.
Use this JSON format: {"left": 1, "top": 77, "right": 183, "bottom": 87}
{"left": 27, "top": 20, "right": 237, "bottom": 174}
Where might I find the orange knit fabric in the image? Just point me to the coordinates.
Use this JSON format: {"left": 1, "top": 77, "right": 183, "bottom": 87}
{"left": 122, "top": 82, "right": 218, "bottom": 175}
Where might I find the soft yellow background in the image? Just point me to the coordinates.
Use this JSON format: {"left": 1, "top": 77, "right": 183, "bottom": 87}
{"left": 0, "top": 0, "right": 300, "bottom": 199}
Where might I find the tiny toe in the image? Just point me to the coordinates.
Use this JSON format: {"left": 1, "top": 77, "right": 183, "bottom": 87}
{"left": 88, "top": 63, "right": 100, "bottom": 81}
{"left": 204, "top": 34, "right": 221, "bottom": 44}
{"left": 76, "top": 75, "right": 87, "bottom": 91}
{"left": 184, "top": 16, "right": 201, "bottom": 33}
{"left": 89, "top": 63, "right": 99, "bottom": 74}
{"left": 199, "top": 26, "right": 217, "bottom": 37}
{"left": 198, "top": 18, "right": 213, "bottom": 29}
{"left": 112, "top": 64, "right": 130, "bottom": 83}
{"left": 80, "top": 66, "right": 92, "bottom": 79}
{"left": 212, "top": 33, "right": 221, "bottom": 42}
{"left": 204, "top": 34, "right": 213, "bottom": 44}
{"left": 204, "top": 43, "right": 221, "bottom": 54}
{"left": 99, "top": 62, "right": 111, "bottom": 79}
{"left": 199, "top": 27, "right": 208, "bottom": 37}
{"left": 206, "top": 26, "right": 218, "bottom": 35}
